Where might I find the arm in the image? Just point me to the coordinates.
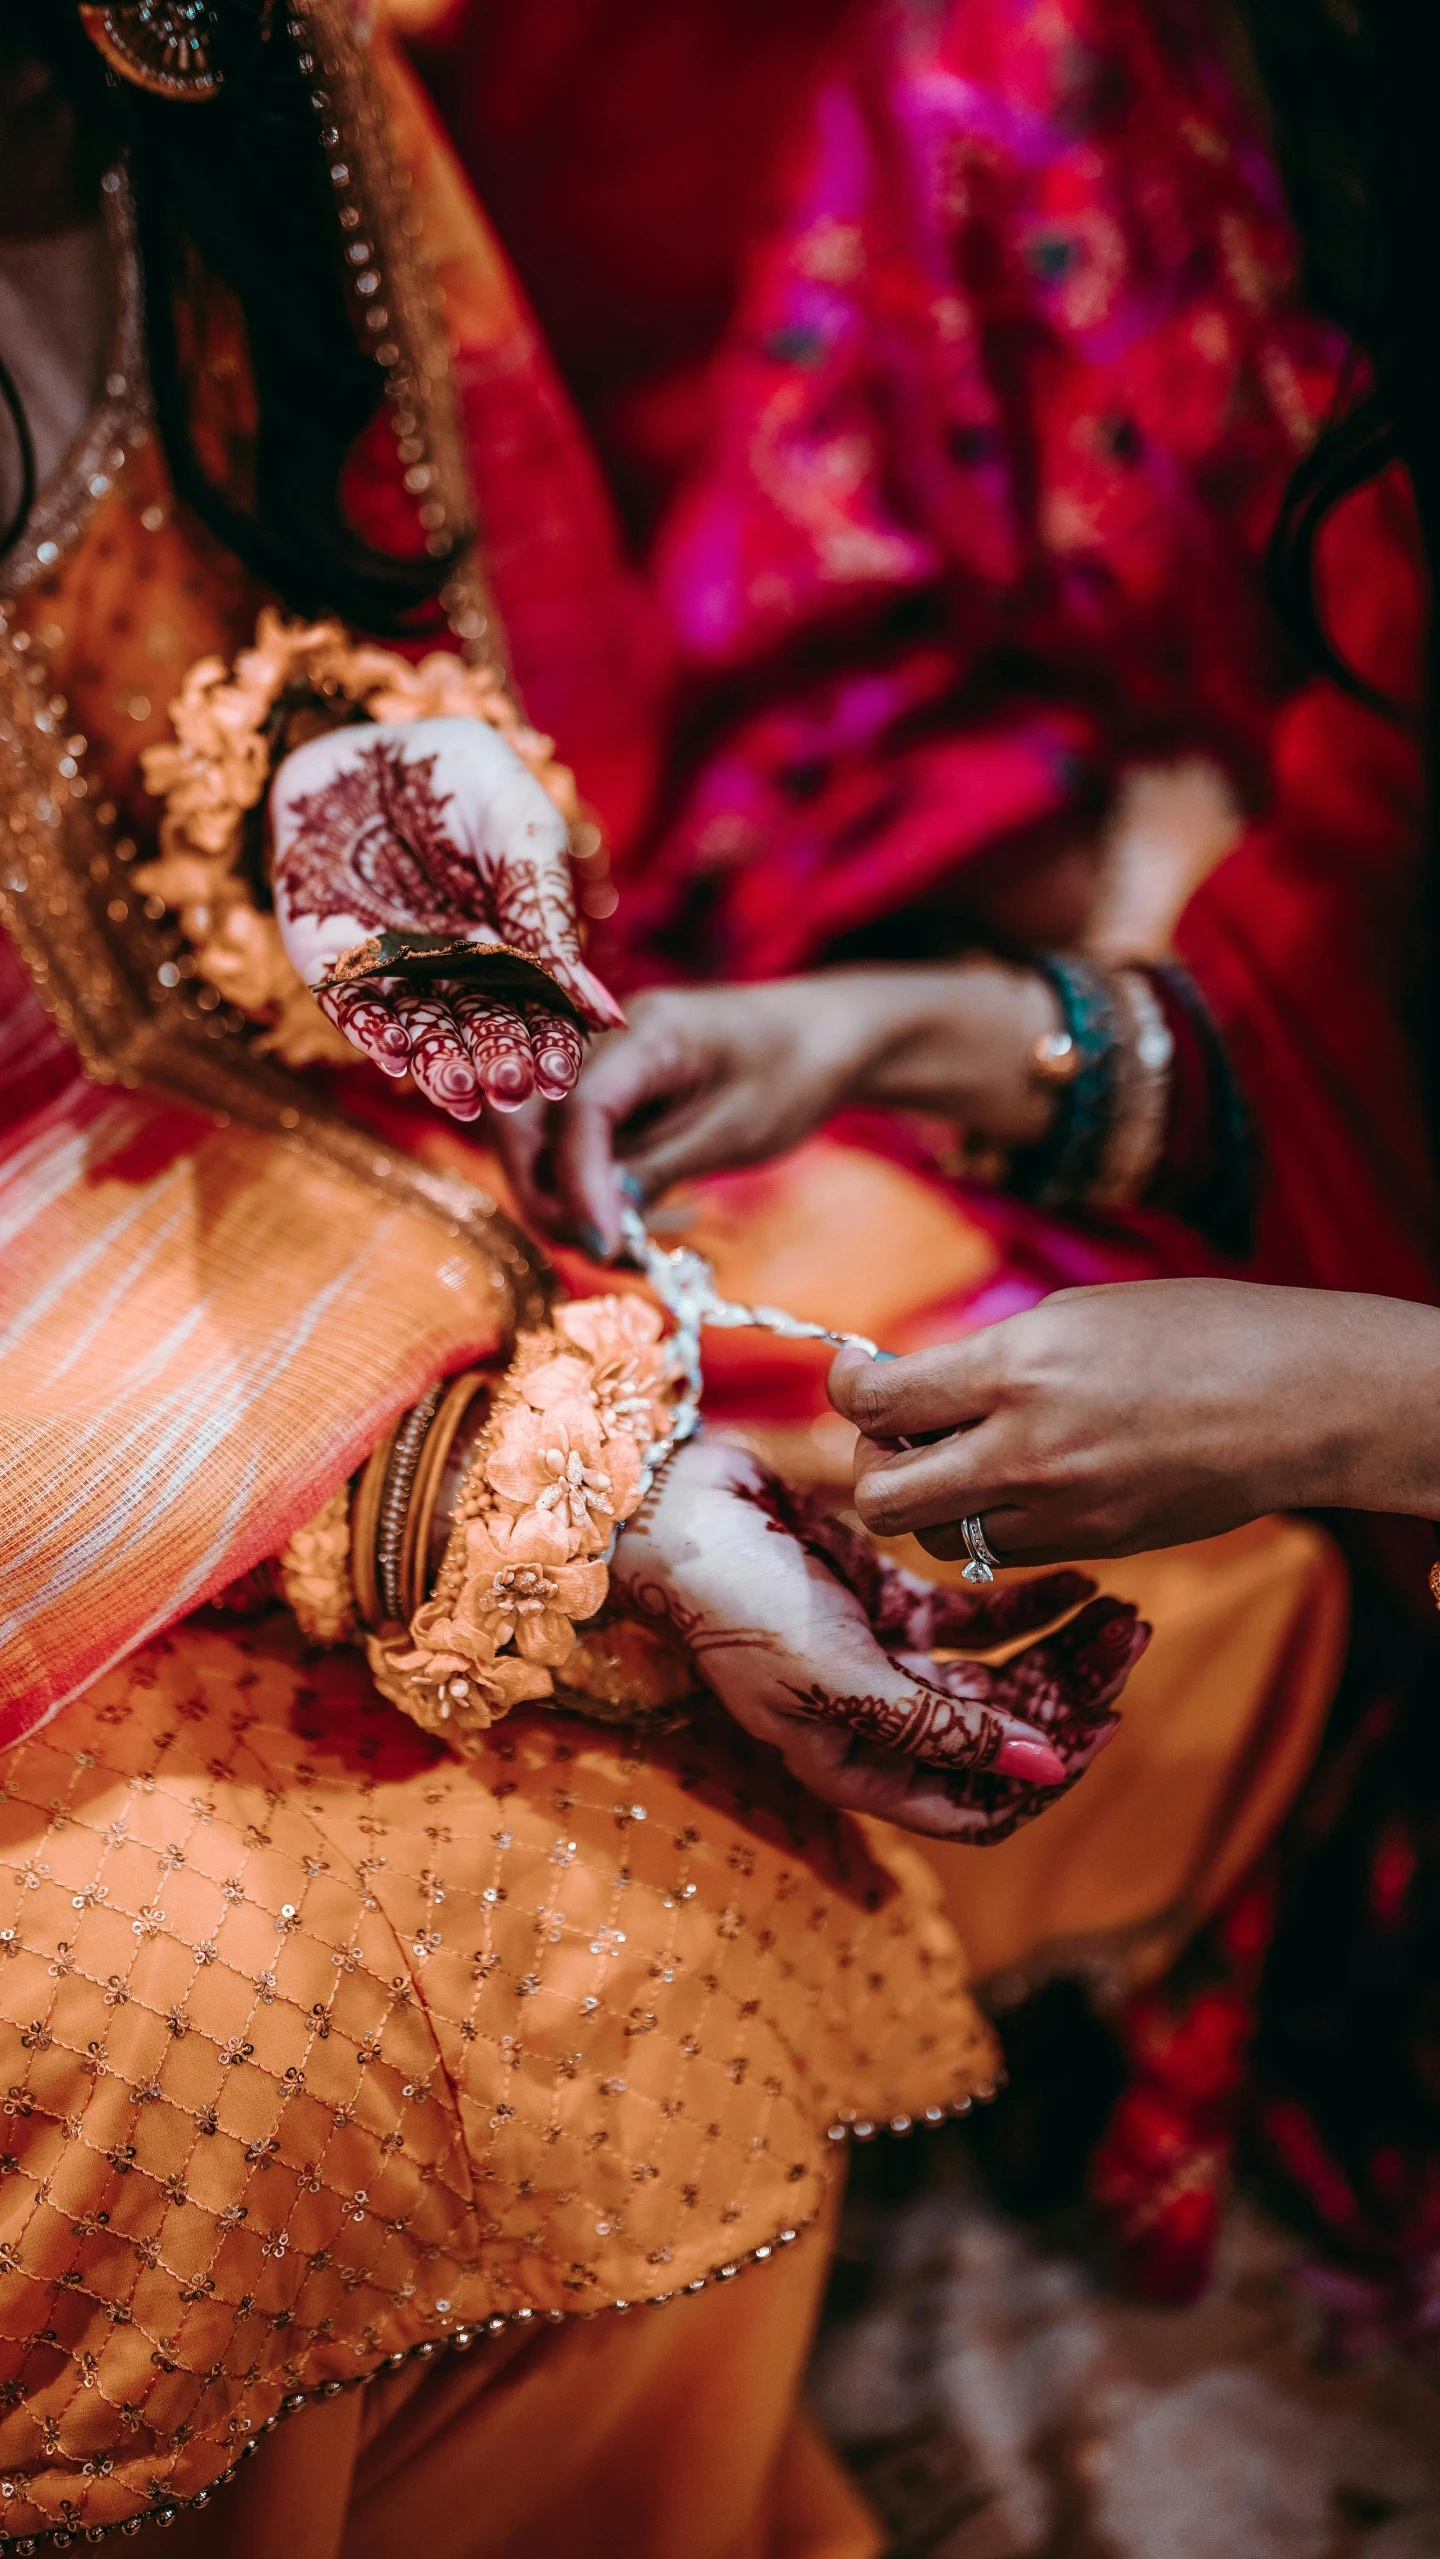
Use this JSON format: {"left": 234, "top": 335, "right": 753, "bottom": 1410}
{"left": 512, "top": 963, "right": 1065, "bottom": 1253}
{"left": 829, "top": 1279, "right": 1440, "bottom": 1564}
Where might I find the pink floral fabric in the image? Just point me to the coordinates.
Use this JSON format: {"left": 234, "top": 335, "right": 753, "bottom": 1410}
{"left": 609, "top": 0, "right": 1355, "bottom": 984}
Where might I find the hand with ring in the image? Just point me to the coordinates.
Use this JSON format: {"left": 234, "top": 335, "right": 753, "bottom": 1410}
{"left": 829, "top": 1281, "right": 1440, "bottom": 1562}
{"left": 607, "top": 1438, "right": 1147, "bottom": 1843}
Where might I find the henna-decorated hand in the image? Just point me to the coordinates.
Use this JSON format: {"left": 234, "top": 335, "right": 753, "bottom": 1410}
{"left": 269, "top": 717, "right": 624, "bottom": 1122}
{"left": 610, "top": 1440, "right": 1148, "bottom": 1841}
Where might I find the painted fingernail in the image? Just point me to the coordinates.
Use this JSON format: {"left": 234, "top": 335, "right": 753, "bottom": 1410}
{"left": 618, "top": 1170, "right": 646, "bottom": 1204}
{"left": 576, "top": 1222, "right": 610, "bottom": 1262}
{"left": 873, "top": 1350, "right": 900, "bottom": 1362}
{"left": 994, "top": 1734, "right": 1067, "bottom": 1785}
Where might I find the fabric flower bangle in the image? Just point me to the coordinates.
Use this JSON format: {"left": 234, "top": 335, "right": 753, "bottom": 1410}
{"left": 279, "top": 1295, "right": 684, "bottom": 1750}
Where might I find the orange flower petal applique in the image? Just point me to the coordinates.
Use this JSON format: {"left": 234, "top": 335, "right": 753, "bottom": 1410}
{"left": 508, "top": 1556, "right": 610, "bottom": 1665}
{"left": 366, "top": 1634, "right": 553, "bottom": 1732}
{"left": 556, "top": 1296, "right": 671, "bottom": 1446}
{"left": 558, "top": 1296, "right": 665, "bottom": 1363}
{"left": 520, "top": 1352, "right": 592, "bottom": 1411}
{"left": 462, "top": 1507, "right": 571, "bottom": 1574}
{"left": 485, "top": 1398, "right": 640, "bottom": 1551}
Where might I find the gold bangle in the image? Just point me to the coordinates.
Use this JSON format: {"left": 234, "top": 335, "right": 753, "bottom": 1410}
{"left": 401, "top": 1369, "right": 490, "bottom": 1619}
{"left": 375, "top": 1383, "right": 446, "bottom": 1626}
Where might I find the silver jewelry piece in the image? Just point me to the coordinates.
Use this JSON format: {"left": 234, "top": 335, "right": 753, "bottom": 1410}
{"left": 608, "top": 1201, "right": 879, "bottom": 1549}
{"left": 960, "top": 1515, "right": 1002, "bottom": 1584}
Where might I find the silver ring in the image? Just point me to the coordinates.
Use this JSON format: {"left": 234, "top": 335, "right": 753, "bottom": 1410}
{"left": 960, "top": 1515, "right": 1002, "bottom": 1584}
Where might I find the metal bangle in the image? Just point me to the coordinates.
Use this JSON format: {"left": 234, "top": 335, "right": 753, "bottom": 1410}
{"left": 375, "top": 1382, "right": 445, "bottom": 1625}
{"left": 960, "top": 1515, "right": 1003, "bottom": 1584}
{"left": 1008, "top": 953, "right": 1119, "bottom": 1208}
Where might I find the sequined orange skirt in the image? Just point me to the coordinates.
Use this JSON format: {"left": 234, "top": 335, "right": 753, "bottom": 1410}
{"left": 0, "top": 1611, "right": 993, "bottom": 2543}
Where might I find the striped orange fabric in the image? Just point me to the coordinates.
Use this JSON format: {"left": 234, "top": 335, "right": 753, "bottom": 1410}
{"left": 0, "top": 945, "right": 509, "bottom": 1744}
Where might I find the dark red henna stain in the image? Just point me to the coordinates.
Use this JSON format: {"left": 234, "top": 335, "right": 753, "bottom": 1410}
{"left": 481, "top": 849, "right": 585, "bottom": 970}
{"left": 777, "top": 1680, "right": 1006, "bottom": 1770}
{"left": 281, "top": 743, "right": 478, "bottom": 933}
{"left": 449, "top": 988, "right": 536, "bottom": 1111}
{"left": 318, "top": 982, "right": 412, "bottom": 1075}
{"left": 390, "top": 991, "right": 483, "bottom": 1121}
{"left": 522, "top": 1000, "right": 583, "bottom": 1101}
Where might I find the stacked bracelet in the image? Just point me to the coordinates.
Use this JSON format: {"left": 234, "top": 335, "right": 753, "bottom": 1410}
{"left": 279, "top": 1296, "right": 681, "bottom": 1751}
{"left": 1008, "top": 954, "right": 1120, "bottom": 1207}
{"left": 1090, "top": 968, "right": 1175, "bottom": 1207}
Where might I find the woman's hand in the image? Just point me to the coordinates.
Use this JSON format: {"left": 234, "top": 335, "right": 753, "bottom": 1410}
{"left": 496, "top": 963, "right": 1062, "bottom": 1252}
{"left": 609, "top": 1438, "right": 1147, "bottom": 1840}
{"left": 270, "top": 716, "right": 623, "bottom": 1122}
{"left": 830, "top": 1280, "right": 1440, "bottom": 1564}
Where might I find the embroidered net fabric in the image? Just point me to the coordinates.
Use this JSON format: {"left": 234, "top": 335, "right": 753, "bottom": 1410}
{"left": 0, "top": 1609, "right": 994, "bottom": 2541}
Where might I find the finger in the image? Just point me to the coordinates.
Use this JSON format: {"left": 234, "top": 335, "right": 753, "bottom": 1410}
{"left": 389, "top": 989, "right": 483, "bottom": 1122}
{"left": 918, "top": 1567, "right": 1097, "bottom": 1650}
{"left": 850, "top": 1422, "right": 1022, "bottom": 1543}
{"left": 547, "top": 952, "right": 628, "bottom": 1036}
{"left": 767, "top": 1719, "right": 1059, "bottom": 1842}
{"left": 522, "top": 1000, "right": 584, "bottom": 1103}
{"left": 829, "top": 1338, "right": 1005, "bottom": 1442}
{"left": 448, "top": 988, "right": 536, "bottom": 1112}
{"left": 988, "top": 1597, "right": 1149, "bottom": 1740}
{"left": 551, "top": 1028, "right": 707, "bottom": 1253}
{"left": 610, "top": 1088, "right": 770, "bottom": 1197}
{"left": 746, "top": 1493, "right": 1094, "bottom": 1658}
{"left": 487, "top": 1092, "right": 567, "bottom": 1230}
{"left": 774, "top": 1670, "right": 1067, "bottom": 1781}
{"left": 318, "top": 981, "right": 412, "bottom": 1077}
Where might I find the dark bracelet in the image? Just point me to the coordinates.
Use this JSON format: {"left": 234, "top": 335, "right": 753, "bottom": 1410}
{"left": 1145, "top": 961, "right": 1254, "bottom": 1257}
{"left": 1007, "top": 953, "right": 1120, "bottom": 1208}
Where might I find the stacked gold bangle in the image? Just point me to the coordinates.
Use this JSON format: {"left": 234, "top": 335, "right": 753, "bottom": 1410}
{"left": 349, "top": 1370, "right": 493, "bottom": 1632}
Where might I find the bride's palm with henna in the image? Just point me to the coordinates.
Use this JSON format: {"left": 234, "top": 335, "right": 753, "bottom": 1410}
{"left": 613, "top": 1440, "right": 1147, "bottom": 1841}
{"left": 269, "top": 717, "right": 623, "bottom": 1121}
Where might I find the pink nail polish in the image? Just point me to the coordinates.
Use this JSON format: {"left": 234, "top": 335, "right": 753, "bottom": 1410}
{"left": 994, "top": 1734, "right": 1067, "bottom": 1785}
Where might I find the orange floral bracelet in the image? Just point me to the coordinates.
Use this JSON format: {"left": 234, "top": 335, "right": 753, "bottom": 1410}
{"left": 357, "top": 1294, "right": 674, "bottom": 1751}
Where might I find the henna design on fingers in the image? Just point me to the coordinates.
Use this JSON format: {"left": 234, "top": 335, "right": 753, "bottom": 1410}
{"left": 317, "top": 980, "right": 413, "bottom": 1075}
{"left": 280, "top": 743, "right": 478, "bottom": 934}
{"left": 988, "top": 1597, "right": 1146, "bottom": 1751}
{"left": 730, "top": 1478, "right": 1092, "bottom": 1653}
{"left": 476, "top": 848, "right": 625, "bottom": 1032}
{"left": 778, "top": 1680, "right": 1007, "bottom": 1771}
{"left": 481, "top": 849, "right": 584, "bottom": 971}
{"left": 447, "top": 987, "right": 536, "bottom": 1111}
{"left": 389, "top": 991, "right": 483, "bottom": 1121}
{"left": 921, "top": 1568, "right": 1096, "bottom": 1651}
{"left": 523, "top": 1000, "right": 583, "bottom": 1101}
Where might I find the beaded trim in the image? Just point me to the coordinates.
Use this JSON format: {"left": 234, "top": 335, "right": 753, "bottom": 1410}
{"left": 0, "top": 172, "right": 149, "bottom": 603}
{"left": 0, "top": 2088, "right": 998, "bottom": 2550}
{"left": 290, "top": 0, "right": 501, "bottom": 664}
{"left": 375, "top": 1381, "right": 445, "bottom": 1622}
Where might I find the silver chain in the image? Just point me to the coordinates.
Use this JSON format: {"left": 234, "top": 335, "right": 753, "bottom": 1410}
{"left": 615, "top": 1202, "right": 878, "bottom": 1515}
